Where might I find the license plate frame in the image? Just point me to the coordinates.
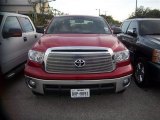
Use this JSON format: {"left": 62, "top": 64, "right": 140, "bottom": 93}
{"left": 70, "top": 89, "right": 90, "bottom": 98}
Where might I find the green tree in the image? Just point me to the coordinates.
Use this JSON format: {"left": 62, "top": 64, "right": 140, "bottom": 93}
{"left": 100, "top": 15, "right": 121, "bottom": 26}
{"left": 129, "top": 6, "right": 160, "bottom": 18}
{"left": 146, "top": 9, "right": 160, "bottom": 18}
{"left": 28, "top": 12, "right": 53, "bottom": 27}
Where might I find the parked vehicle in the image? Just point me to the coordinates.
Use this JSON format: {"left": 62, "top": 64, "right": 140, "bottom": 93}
{"left": 111, "top": 25, "right": 122, "bottom": 35}
{"left": 117, "top": 18, "right": 160, "bottom": 87}
{"left": 25, "top": 15, "right": 133, "bottom": 97}
{"left": 0, "top": 12, "right": 42, "bottom": 79}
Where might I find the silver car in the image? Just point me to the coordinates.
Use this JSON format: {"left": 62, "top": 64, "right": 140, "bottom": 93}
{"left": 0, "top": 12, "right": 42, "bottom": 79}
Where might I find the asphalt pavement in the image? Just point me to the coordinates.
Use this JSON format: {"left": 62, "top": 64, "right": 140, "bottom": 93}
{"left": 1, "top": 73, "right": 160, "bottom": 120}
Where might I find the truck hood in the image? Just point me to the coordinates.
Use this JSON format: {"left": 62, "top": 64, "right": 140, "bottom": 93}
{"left": 33, "top": 34, "right": 125, "bottom": 52}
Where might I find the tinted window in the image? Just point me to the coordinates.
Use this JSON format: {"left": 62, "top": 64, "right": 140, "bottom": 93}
{"left": 0, "top": 15, "right": 3, "bottom": 26}
{"left": 121, "top": 21, "right": 130, "bottom": 33}
{"left": 46, "top": 16, "right": 111, "bottom": 34}
{"left": 2, "top": 16, "right": 21, "bottom": 33}
{"left": 18, "top": 17, "right": 34, "bottom": 32}
{"left": 127, "top": 21, "right": 137, "bottom": 31}
{"left": 139, "top": 20, "right": 160, "bottom": 35}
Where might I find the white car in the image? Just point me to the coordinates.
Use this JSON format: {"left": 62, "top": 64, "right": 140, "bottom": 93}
{"left": 0, "top": 12, "right": 42, "bottom": 79}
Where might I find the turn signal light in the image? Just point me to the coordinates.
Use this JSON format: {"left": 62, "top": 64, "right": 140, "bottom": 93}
{"left": 152, "top": 49, "right": 160, "bottom": 64}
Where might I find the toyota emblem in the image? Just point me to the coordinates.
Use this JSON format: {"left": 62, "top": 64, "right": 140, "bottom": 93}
{"left": 74, "top": 59, "right": 85, "bottom": 67}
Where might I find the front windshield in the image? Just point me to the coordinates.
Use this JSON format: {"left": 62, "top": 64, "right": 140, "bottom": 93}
{"left": 139, "top": 20, "right": 160, "bottom": 35}
{"left": 0, "top": 15, "right": 3, "bottom": 26}
{"left": 46, "top": 16, "right": 111, "bottom": 34}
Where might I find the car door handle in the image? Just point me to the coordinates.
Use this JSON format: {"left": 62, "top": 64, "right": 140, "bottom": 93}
{"left": 35, "top": 35, "right": 37, "bottom": 38}
{"left": 23, "top": 37, "right": 27, "bottom": 42}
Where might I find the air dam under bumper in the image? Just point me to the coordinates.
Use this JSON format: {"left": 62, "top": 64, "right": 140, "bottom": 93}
{"left": 25, "top": 75, "right": 132, "bottom": 94}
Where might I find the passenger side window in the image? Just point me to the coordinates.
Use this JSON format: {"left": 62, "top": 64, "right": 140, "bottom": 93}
{"left": 18, "top": 17, "right": 34, "bottom": 32}
{"left": 121, "top": 21, "right": 130, "bottom": 33}
{"left": 2, "top": 16, "right": 21, "bottom": 35}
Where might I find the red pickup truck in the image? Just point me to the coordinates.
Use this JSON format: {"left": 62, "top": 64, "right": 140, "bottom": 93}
{"left": 25, "top": 15, "right": 133, "bottom": 97}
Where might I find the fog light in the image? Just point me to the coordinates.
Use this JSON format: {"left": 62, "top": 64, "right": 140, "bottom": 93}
{"left": 123, "top": 79, "right": 130, "bottom": 86}
{"left": 28, "top": 79, "right": 36, "bottom": 88}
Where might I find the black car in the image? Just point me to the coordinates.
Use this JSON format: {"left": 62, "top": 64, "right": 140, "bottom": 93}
{"left": 117, "top": 18, "right": 160, "bottom": 87}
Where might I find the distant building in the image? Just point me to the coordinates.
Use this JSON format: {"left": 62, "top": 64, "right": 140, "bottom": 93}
{"left": 0, "top": 0, "right": 52, "bottom": 15}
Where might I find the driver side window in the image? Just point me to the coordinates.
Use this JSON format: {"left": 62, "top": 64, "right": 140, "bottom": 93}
{"left": 2, "top": 16, "right": 22, "bottom": 38}
{"left": 127, "top": 21, "right": 137, "bottom": 34}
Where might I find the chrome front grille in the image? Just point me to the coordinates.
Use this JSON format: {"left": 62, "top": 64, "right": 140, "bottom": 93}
{"left": 44, "top": 47, "right": 115, "bottom": 74}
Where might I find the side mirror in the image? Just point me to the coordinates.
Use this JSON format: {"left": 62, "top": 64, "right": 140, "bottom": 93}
{"left": 2, "top": 28, "right": 22, "bottom": 38}
{"left": 127, "top": 28, "right": 137, "bottom": 37}
{"left": 36, "top": 26, "right": 44, "bottom": 34}
{"left": 112, "top": 27, "right": 122, "bottom": 34}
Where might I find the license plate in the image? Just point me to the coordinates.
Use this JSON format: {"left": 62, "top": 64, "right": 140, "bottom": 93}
{"left": 71, "top": 89, "right": 90, "bottom": 98}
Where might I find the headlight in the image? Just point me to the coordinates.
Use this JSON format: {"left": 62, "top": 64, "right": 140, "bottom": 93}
{"left": 28, "top": 50, "right": 44, "bottom": 63}
{"left": 152, "top": 49, "right": 160, "bottom": 64}
{"left": 114, "top": 50, "right": 129, "bottom": 63}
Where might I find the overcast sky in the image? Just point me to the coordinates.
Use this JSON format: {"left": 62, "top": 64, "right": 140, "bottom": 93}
{"left": 50, "top": 0, "right": 160, "bottom": 21}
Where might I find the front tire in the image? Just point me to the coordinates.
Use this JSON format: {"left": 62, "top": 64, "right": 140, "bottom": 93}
{"left": 134, "top": 59, "right": 149, "bottom": 87}
{"left": 32, "top": 91, "right": 43, "bottom": 96}
{"left": 117, "top": 89, "right": 126, "bottom": 94}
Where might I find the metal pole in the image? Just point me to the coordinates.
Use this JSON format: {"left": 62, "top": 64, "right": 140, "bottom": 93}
{"left": 96, "top": 9, "right": 100, "bottom": 16}
{"left": 99, "top": 9, "right": 100, "bottom": 16}
{"left": 33, "top": 2, "right": 37, "bottom": 24}
{"left": 104, "top": 11, "right": 107, "bottom": 16}
{"left": 135, "top": 0, "right": 137, "bottom": 17}
{"left": 39, "top": 0, "right": 41, "bottom": 14}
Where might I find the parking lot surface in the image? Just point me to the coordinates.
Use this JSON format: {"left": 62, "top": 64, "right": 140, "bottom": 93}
{"left": 1, "top": 73, "right": 160, "bottom": 120}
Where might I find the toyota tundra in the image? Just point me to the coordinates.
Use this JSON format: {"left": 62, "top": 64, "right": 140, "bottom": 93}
{"left": 25, "top": 15, "right": 133, "bottom": 97}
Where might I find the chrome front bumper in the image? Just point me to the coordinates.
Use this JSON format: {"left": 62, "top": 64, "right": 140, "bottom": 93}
{"left": 25, "top": 75, "right": 132, "bottom": 94}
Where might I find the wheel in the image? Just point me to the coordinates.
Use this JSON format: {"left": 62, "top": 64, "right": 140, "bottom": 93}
{"left": 117, "top": 89, "right": 126, "bottom": 94}
{"left": 134, "top": 60, "right": 149, "bottom": 87}
{"left": 32, "top": 91, "right": 43, "bottom": 96}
